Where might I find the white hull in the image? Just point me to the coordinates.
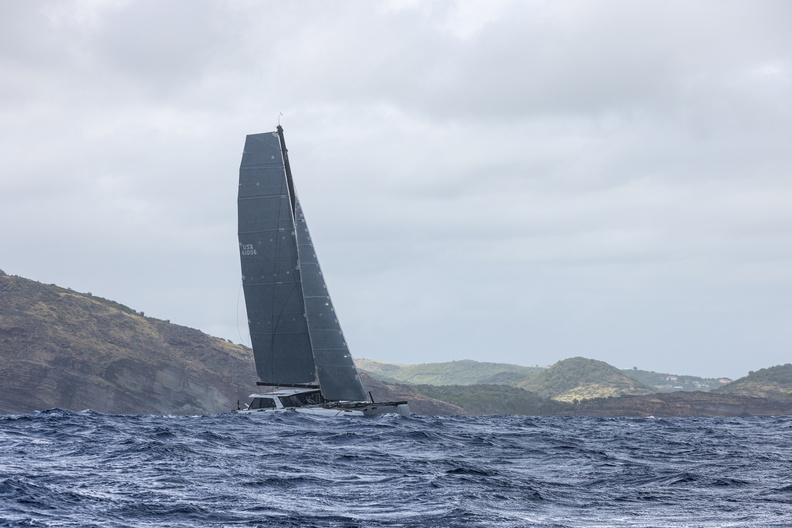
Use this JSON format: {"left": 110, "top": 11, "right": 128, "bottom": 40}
{"left": 236, "top": 402, "right": 410, "bottom": 418}
{"left": 235, "top": 389, "right": 409, "bottom": 417}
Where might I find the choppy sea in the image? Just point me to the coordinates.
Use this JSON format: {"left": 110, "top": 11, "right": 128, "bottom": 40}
{"left": 1, "top": 410, "right": 790, "bottom": 527}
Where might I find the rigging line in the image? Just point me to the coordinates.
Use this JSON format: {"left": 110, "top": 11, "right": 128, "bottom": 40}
{"left": 272, "top": 281, "right": 302, "bottom": 337}
{"left": 236, "top": 277, "right": 249, "bottom": 347}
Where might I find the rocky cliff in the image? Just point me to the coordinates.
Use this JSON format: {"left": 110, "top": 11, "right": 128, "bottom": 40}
{"left": 0, "top": 271, "right": 257, "bottom": 414}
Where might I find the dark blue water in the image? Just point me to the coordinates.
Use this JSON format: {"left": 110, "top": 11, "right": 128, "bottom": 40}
{"left": 1, "top": 411, "right": 790, "bottom": 527}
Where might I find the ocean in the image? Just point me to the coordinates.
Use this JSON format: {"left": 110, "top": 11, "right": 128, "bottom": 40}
{"left": 1, "top": 410, "right": 790, "bottom": 527}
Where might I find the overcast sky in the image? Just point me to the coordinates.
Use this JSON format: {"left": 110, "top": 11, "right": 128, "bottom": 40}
{"left": 2, "top": 0, "right": 790, "bottom": 378}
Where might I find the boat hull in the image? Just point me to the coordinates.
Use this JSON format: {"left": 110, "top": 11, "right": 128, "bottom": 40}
{"left": 236, "top": 401, "right": 410, "bottom": 418}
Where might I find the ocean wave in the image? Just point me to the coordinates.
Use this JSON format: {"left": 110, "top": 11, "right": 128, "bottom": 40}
{"left": 1, "top": 412, "right": 790, "bottom": 527}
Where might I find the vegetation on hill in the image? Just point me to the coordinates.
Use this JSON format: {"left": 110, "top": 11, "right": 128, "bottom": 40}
{"left": 517, "top": 357, "right": 655, "bottom": 402}
{"left": 354, "top": 358, "right": 406, "bottom": 374}
{"left": 358, "top": 358, "right": 738, "bottom": 402}
{"left": 713, "top": 364, "right": 792, "bottom": 399}
{"left": 356, "top": 359, "right": 541, "bottom": 386}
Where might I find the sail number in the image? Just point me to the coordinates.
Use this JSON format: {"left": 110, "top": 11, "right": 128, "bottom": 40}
{"left": 240, "top": 243, "right": 257, "bottom": 256}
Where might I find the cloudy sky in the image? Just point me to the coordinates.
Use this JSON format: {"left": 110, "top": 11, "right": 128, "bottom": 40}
{"left": 2, "top": 0, "right": 790, "bottom": 379}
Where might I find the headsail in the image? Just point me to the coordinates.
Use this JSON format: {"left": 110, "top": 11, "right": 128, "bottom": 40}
{"left": 295, "top": 200, "right": 367, "bottom": 401}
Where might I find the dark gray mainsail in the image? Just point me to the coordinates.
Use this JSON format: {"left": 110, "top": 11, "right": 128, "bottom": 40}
{"left": 237, "top": 128, "right": 367, "bottom": 402}
{"left": 238, "top": 131, "right": 315, "bottom": 386}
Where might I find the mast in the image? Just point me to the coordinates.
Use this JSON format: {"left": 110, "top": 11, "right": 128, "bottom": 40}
{"left": 276, "top": 125, "right": 297, "bottom": 221}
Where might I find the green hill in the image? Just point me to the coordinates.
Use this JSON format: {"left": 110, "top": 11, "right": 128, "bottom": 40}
{"left": 518, "top": 357, "right": 655, "bottom": 402}
{"left": 358, "top": 357, "right": 712, "bottom": 403}
{"left": 355, "top": 358, "right": 407, "bottom": 374}
{"left": 713, "top": 364, "right": 792, "bottom": 399}
{"left": 356, "top": 358, "right": 541, "bottom": 386}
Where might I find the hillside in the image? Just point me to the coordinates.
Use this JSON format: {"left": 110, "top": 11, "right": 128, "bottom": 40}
{"left": 412, "top": 384, "right": 568, "bottom": 416}
{"left": 713, "top": 364, "right": 792, "bottom": 399}
{"left": 517, "top": 357, "right": 655, "bottom": 402}
{"left": 357, "top": 358, "right": 541, "bottom": 386}
{"left": 4, "top": 269, "right": 791, "bottom": 418}
{"left": 358, "top": 358, "right": 734, "bottom": 398}
{"left": 354, "top": 358, "right": 408, "bottom": 380}
{"left": 0, "top": 271, "right": 257, "bottom": 414}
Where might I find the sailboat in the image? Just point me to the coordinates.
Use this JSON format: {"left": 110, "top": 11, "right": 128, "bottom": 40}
{"left": 235, "top": 126, "right": 409, "bottom": 417}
